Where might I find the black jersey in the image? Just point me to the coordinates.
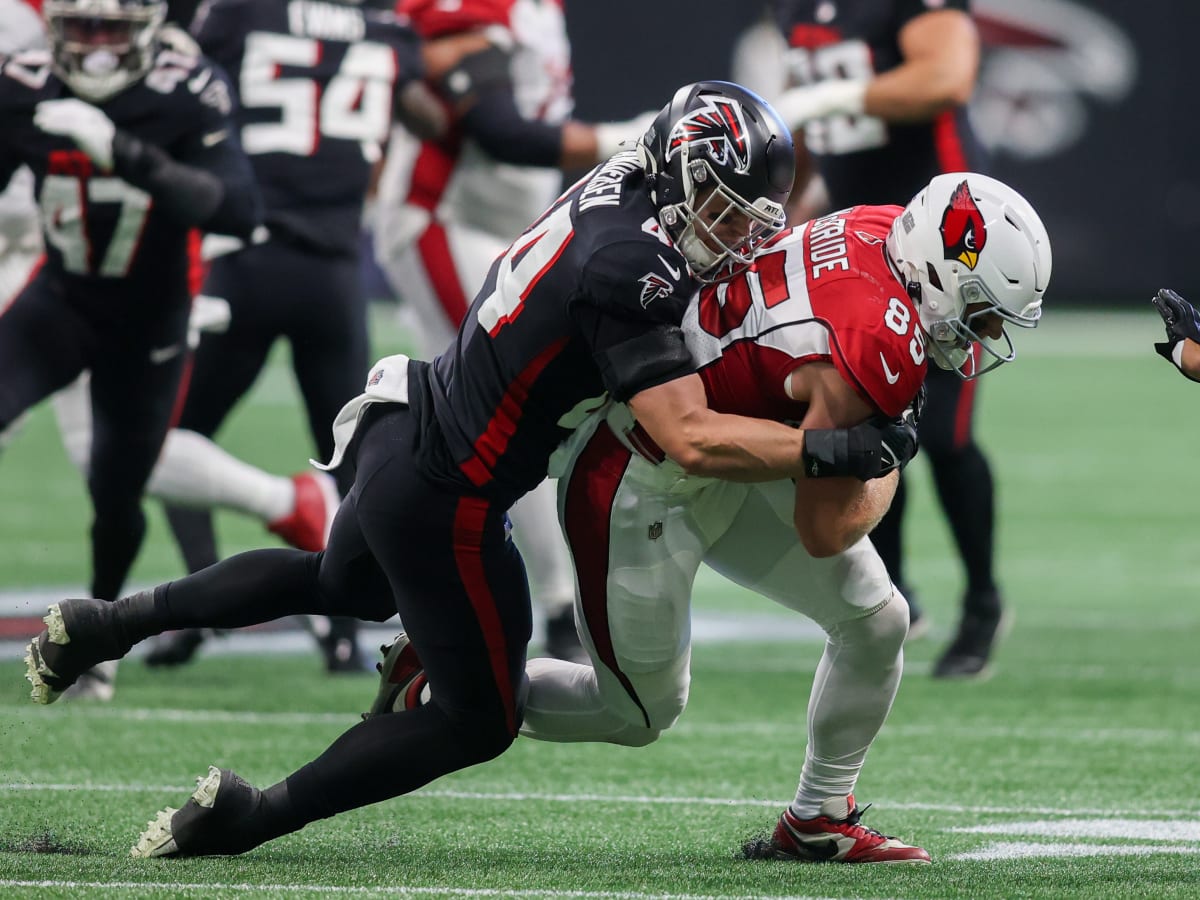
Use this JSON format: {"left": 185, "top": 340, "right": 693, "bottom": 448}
{"left": 192, "top": 0, "right": 423, "bottom": 255}
{"left": 773, "top": 0, "right": 986, "bottom": 208}
{"left": 410, "top": 152, "right": 698, "bottom": 505}
{"left": 0, "top": 45, "right": 255, "bottom": 314}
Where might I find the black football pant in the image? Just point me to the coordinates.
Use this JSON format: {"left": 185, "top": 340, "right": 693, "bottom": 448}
{"left": 0, "top": 266, "right": 187, "bottom": 600}
{"left": 124, "top": 404, "right": 532, "bottom": 837}
{"left": 164, "top": 237, "right": 368, "bottom": 645}
{"left": 871, "top": 361, "right": 998, "bottom": 614}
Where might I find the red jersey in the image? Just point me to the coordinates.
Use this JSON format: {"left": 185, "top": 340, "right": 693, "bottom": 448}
{"left": 685, "top": 205, "right": 927, "bottom": 420}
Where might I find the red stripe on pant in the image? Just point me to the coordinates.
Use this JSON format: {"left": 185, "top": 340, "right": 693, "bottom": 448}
{"left": 418, "top": 222, "right": 471, "bottom": 328}
{"left": 562, "top": 424, "right": 652, "bottom": 728}
{"left": 452, "top": 495, "right": 519, "bottom": 735}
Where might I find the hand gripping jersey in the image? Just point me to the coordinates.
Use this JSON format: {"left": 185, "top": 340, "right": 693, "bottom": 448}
{"left": 684, "top": 204, "right": 927, "bottom": 423}
{"left": 0, "top": 45, "right": 252, "bottom": 311}
{"left": 192, "top": 0, "right": 424, "bottom": 255}
{"left": 378, "top": 0, "right": 573, "bottom": 251}
{"left": 773, "top": 0, "right": 986, "bottom": 207}
{"left": 407, "top": 152, "right": 696, "bottom": 506}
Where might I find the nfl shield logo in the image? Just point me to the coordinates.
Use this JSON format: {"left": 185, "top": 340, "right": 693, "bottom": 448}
{"left": 648, "top": 521, "right": 663, "bottom": 541}
{"left": 367, "top": 368, "right": 384, "bottom": 387}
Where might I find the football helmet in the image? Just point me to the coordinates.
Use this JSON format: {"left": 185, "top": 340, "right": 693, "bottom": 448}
{"left": 637, "top": 81, "right": 794, "bottom": 283}
{"left": 885, "top": 173, "right": 1051, "bottom": 379}
{"left": 43, "top": 0, "right": 166, "bottom": 103}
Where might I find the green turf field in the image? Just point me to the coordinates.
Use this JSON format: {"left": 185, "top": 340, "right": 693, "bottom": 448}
{"left": 2, "top": 308, "right": 1199, "bottom": 898}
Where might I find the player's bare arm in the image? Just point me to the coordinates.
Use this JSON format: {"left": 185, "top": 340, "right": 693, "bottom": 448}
{"left": 864, "top": 9, "right": 979, "bottom": 122}
{"left": 787, "top": 362, "right": 898, "bottom": 558}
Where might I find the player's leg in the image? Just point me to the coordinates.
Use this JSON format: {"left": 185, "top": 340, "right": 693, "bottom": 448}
{"left": 131, "top": 403, "right": 533, "bottom": 856}
{"left": 520, "top": 420, "right": 721, "bottom": 746}
{"left": 918, "top": 359, "right": 1004, "bottom": 678}
{"left": 706, "top": 481, "right": 927, "bottom": 863}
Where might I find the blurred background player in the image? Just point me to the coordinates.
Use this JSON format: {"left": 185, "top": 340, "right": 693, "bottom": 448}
{"left": 0, "top": 0, "right": 260, "bottom": 698}
{"left": 746, "top": 0, "right": 1008, "bottom": 679}
{"left": 154, "top": 0, "right": 441, "bottom": 671}
{"left": 372, "top": 0, "right": 653, "bottom": 661}
{"left": 1151, "top": 288, "right": 1200, "bottom": 381}
{"left": 0, "top": 3, "right": 342, "bottom": 660}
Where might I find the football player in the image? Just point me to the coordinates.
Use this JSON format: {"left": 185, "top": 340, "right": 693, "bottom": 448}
{"left": 1151, "top": 288, "right": 1200, "bottom": 381}
{"left": 31, "top": 82, "right": 898, "bottom": 858}
{"left": 153, "top": 0, "right": 441, "bottom": 672}
{"left": 373, "top": 173, "right": 1051, "bottom": 864}
{"left": 0, "top": 0, "right": 260, "bottom": 698}
{"left": 761, "top": 0, "right": 1011, "bottom": 679}
{"left": 371, "top": 0, "right": 655, "bottom": 662}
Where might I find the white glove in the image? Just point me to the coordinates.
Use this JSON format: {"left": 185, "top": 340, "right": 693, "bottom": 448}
{"left": 774, "top": 80, "right": 868, "bottom": 131}
{"left": 33, "top": 98, "right": 117, "bottom": 171}
{"left": 593, "top": 109, "right": 658, "bottom": 159}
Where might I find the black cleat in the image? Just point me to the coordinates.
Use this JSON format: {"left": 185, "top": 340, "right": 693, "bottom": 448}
{"left": 932, "top": 604, "right": 1009, "bottom": 680}
{"left": 131, "top": 766, "right": 265, "bottom": 858}
{"left": 544, "top": 607, "right": 588, "bottom": 664}
{"left": 144, "top": 629, "right": 209, "bottom": 668}
{"left": 26, "top": 599, "right": 125, "bottom": 704}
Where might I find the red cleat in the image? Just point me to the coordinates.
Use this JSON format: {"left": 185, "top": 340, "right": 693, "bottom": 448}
{"left": 363, "top": 632, "right": 427, "bottom": 718}
{"left": 745, "top": 795, "right": 931, "bottom": 864}
{"left": 267, "top": 472, "right": 339, "bottom": 551}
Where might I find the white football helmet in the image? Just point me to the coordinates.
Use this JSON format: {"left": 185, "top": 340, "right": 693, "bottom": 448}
{"left": 43, "top": 0, "right": 166, "bottom": 103}
{"left": 885, "top": 172, "right": 1051, "bottom": 378}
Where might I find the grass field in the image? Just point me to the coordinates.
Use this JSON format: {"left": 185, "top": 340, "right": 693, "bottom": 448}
{"left": 2, "top": 308, "right": 1199, "bottom": 899}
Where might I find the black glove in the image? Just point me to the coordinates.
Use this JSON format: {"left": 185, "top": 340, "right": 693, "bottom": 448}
{"left": 1151, "top": 288, "right": 1200, "bottom": 379}
{"left": 803, "top": 408, "right": 920, "bottom": 482}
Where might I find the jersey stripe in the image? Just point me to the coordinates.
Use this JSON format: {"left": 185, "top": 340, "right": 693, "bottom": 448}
{"left": 451, "top": 495, "right": 519, "bottom": 735}
{"left": 952, "top": 343, "right": 980, "bottom": 448}
{"left": 562, "top": 423, "right": 651, "bottom": 728}
{"left": 459, "top": 336, "right": 570, "bottom": 486}
{"left": 933, "top": 109, "right": 968, "bottom": 173}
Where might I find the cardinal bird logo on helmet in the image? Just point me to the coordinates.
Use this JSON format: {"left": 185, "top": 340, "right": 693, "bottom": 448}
{"left": 939, "top": 180, "right": 987, "bottom": 270}
{"left": 667, "top": 97, "right": 752, "bottom": 174}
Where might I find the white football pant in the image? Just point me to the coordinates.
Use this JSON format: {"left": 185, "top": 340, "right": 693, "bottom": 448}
{"left": 521, "top": 410, "right": 909, "bottom": 806}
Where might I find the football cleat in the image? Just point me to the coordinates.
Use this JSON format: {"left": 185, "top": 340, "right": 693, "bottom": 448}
{"left": 131, "top": 766, "right": 263, "bottom": 858}
{"left": 544, "top": 607, "right": 588, "bottom": 664}
{"left": 62, "top": 660, "right": 119, "bottom": 702}
{"left": 932, "top": 600, "right": 1008, "bottom": 680}
{"left": 267, "top": 471, "right": 339, "bottom": 552}
{"left": 25, "top": 599, "right": 125, "bottom": 704}
{"left": 363, "top": 632, "right": 427, "bottom": 719}
{"left": 744, "top": 796, "right": 931, "bottom": 864}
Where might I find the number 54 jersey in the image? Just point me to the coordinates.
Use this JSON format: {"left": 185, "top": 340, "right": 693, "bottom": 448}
{"left": 192, "top": 0, "right": 424, "bottom": 255}
{"left": 684, "top": 204, "right": 927, "bottom": 422}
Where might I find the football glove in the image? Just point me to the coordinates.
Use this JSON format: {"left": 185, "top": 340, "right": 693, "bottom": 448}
{"left": 773, "top": 80, "right": 868, "bottom": 131}
{"left": 34, "top": 99, "right": 116, "bottom": 171}
{"left": 1151, "top": 288, "right": 1200, "bottom": 380}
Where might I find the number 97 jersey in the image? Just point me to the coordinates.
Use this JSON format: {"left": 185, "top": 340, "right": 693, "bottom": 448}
{"left": 683, "top": 205, "right": 927, "bottom": 420}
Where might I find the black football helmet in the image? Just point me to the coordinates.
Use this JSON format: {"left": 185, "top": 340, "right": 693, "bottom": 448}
{"left": 637, "top": 81, "right": 794, "bottom": 283}
{"left": 43, "top": 0, "right": 166, "bottom": 102}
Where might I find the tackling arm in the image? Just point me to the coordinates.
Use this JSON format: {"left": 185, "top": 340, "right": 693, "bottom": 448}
{"left": 787, "top": 362, "right": 899, "bottom": 558}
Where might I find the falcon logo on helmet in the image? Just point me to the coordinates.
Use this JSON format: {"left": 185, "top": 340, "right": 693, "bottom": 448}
{"left": 939, "top": 180, "right": 987, "bottom": 270}
{"left": 667, "top": 97, "right": 752, "bottom": 175}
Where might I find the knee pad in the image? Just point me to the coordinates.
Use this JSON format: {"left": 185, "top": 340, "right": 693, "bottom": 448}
{"left": 829, "top": 593, "right": 908, "bottom": 658}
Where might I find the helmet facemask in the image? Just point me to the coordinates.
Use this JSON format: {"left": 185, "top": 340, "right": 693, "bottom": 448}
{"left": 661, "top": 158, "right": 786, "bottom": 284}
{"left": 44, "top": 0, "right": 165, "bottom": 103}
{"left": 638, "top": 81, "right": 794, "bottom": 284}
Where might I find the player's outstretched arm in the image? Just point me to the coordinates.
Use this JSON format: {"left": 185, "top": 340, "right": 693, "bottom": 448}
{"left": 628, "top": 371, "right": 915, "bottom": 485}
{"left": 1151, "top": 288, "right": 1200, "bottom": 382}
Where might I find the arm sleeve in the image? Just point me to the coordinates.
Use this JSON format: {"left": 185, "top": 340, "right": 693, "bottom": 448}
{"left": 444, "top": 44, "right": 563, "bottom": 167}
{"left": 572, "top": 239, "right": 697, "bottom": 401}
{"left": 113, "top": 62, "right": 261, "bottom": 238}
